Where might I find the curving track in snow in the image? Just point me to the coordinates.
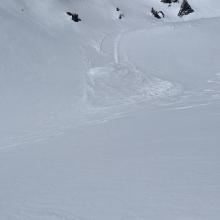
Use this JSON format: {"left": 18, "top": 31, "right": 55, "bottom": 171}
{"left": 84, "top": 26, "right": 182, "bottom": 122}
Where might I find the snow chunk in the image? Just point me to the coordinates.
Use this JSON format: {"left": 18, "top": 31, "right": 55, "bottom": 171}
{"left": 85, "top": 63, "right": 181, "bottom": 109}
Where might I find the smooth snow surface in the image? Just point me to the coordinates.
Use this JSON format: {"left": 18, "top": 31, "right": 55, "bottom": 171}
{"left": 0, "top": 0, "right": 220, "bottom": 219}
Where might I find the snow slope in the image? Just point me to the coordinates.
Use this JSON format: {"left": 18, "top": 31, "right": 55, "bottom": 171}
{"left": 0, "top": 0, "right": 220, "bottom": 219}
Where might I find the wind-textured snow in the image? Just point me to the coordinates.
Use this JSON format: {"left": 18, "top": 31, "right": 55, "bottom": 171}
{"left": 0, "top": 0, "right": 220, "bottom": 219}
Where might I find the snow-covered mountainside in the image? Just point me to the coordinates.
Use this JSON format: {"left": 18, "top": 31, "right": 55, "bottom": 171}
{"left": 0, "top": 0, "right": 220, "bottom": 219}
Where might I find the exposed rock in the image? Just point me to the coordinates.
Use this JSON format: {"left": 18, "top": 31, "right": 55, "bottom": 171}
{"left": 161, "top": 0, "right": 179, "bottom": 4}
{"left": 178, "top": 0, "right": 194, "bottom": 17}
{"left": 66, "top": 12, "right": 82, "bottom": 22}
{"left": 161, "top": 0, "right": 172, "bottom": 3}
{"left": 151, "top": 8, "right": 165, "bottom": 19}
{"left": 119, "top": 13, "right": 125, "bottom": 19}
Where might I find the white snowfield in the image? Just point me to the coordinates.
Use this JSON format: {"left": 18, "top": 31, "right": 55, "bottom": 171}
{"left": 0, "top": 0, "right": 220, "bottom": 219}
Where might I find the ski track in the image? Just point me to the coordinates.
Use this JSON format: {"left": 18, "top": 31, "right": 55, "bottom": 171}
{"left": 5, "top": 205, "right": 89, "bottom": 220}
{"left": 113, "top": 31, "right": 123, "bottom": 64}
{"left": 0, "top": 129, "right": 65, "bottom": 151}
{"left": 166, "top": 72, "right": 220, "bottom": 110}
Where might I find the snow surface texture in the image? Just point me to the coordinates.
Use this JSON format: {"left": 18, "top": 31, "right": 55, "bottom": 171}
{"left": 0, "top": 0, "right": 220, "bottom": 219}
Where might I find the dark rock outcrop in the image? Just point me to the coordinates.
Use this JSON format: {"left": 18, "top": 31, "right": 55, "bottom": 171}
{"left": 119, "top": 13, "right": 125, "bottom": 19}
{"left": 161, "top": 0, "right": 179, "bottom": 4}
{"left": 151, "top": 8, "right": 165, "bottom": 19}
{"left": 178, "top": 0, "right": 194, "bottom": 17}
{"left": 66, "top": 12, "right": 82, "bottom": 22}
{"left": 161, "top": 0, "right": 172, "bottom": 3}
